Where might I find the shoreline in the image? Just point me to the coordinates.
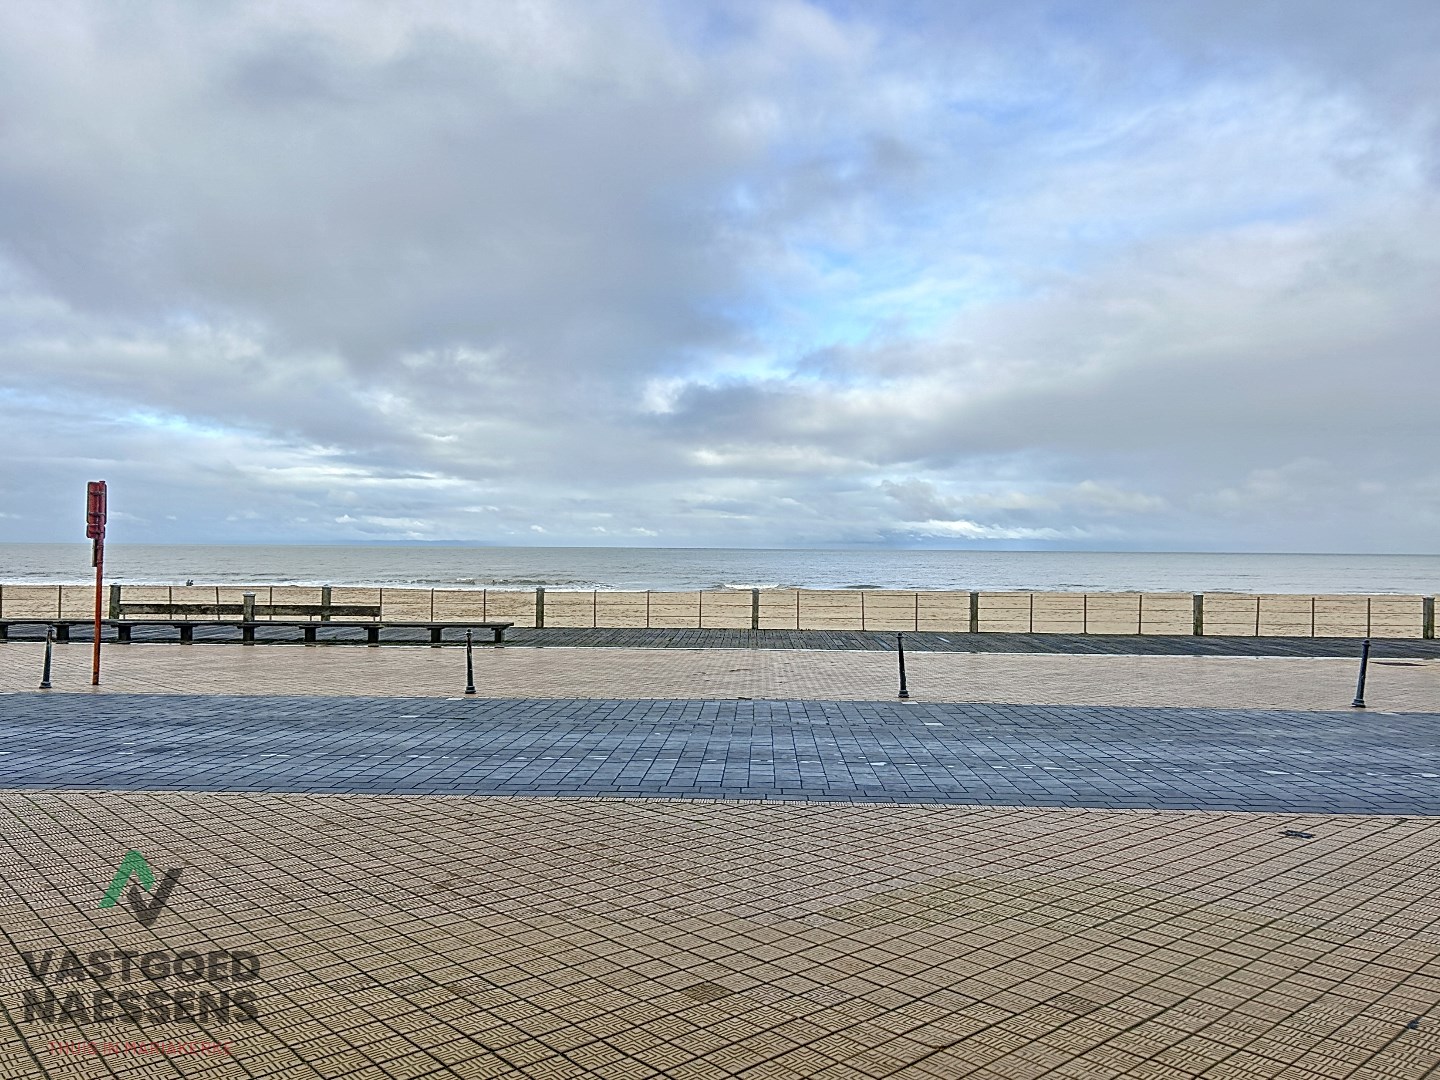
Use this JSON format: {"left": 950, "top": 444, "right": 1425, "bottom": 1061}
{"left": 3, "top": 543, "right": 1437, "bottom": 595}
{"left": 0, "top": 579, "right": 1435, "bottom": 596}
{"left": 1, "top": 578, "right": 1436, "bottom": 594}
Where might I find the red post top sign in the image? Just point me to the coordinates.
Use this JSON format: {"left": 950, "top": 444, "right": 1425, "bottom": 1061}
{"left": 86, "top": 480, "right": 107, "bottom": 540}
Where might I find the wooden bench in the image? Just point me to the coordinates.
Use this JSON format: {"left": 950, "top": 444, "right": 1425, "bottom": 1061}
{"left": 114, "top": 601, "right": 512, "bottom": 645}
{"left": 116, "top": 600, "right": 382, "bottom": 621}
{"left": 0, "top": 619, "right": 97, "bottom": 643}
{"left": 0, "top": 611, "right": 512, "bottom": 646}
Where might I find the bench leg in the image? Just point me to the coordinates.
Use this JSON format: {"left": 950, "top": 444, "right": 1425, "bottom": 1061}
{"left": 55, "top": 624, "right": 70, "bottom": 643}
{"left": 178, "top": 624, "right": 192, "bottom": 644}
{"left": 431, "top": 627, "right": 443, "bottom": 648}
{"left": 367, "top": 626, "right": 380, "bottom": 647}
{"left": 117, "top": 625, "right": 132, "bottom": 644}
{"left": 242, "top": 624, "right": 255, "bottom": 646}
{"left": 303, "top": 626, "right": 317, "bottom": 646}
{"left": 493, "top": 627, "right": 505, "bottom": 643}
{"left": 0, "top": 624, "right": 7, "bottom": 641}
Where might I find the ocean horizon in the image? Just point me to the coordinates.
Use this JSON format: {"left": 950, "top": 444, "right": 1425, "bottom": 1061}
{"left": 1, "top": 543, "right": 1436, "bottom": 595}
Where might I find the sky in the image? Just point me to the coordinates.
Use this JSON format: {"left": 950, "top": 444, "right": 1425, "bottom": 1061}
{"left": 0, "top": 0, "right": 1437, "bottom": 552}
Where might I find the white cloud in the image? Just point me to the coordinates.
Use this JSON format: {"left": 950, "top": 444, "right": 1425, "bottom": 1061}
{"left": 0, "top": 0, "right": 1436, "bottom": 550}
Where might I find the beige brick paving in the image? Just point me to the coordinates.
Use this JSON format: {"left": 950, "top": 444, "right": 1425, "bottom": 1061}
{"left": 4, "top": 640, "right": 1437, "bottom": 1076}
{"left": 2, "top": 793, "right": 1439, "bottom": 1078}
{"left": 2, "top": 643, "right": 1437, "bottom": 712}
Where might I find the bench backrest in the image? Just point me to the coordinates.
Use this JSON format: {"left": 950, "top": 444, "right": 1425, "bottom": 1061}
{"left": 115, "top": 602, "right": 381, "bottom": 619}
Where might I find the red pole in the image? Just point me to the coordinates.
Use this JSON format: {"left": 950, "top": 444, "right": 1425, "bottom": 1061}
{"left": 92, "top": 536, "right": 103, "bottom": 685}
{"left": 87, "top": 480, "right": 107, "bottom": 686}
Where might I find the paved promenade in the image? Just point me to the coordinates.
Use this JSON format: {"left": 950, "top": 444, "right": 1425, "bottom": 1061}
{"left": 7, "top": 623, "right": 1440, "bottom": 657}
{"left": 2, "top": 693, "right": 1439, "bottom": 814}
{"left": 2, "top": 640, "right": 1439, "bottom": 1078}
{"left": 4, "top": 641, "right": 1439, "bottom": 711}
{"left": 3, "top": 792, "right": 1439, "bottom": 1079}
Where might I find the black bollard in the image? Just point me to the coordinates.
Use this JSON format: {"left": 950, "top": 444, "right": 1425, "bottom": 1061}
{"left": 897, "top": 632, "right": 910, "bottom": 700}
{"left": 39, "top": 627, "right": 54, "bottom": 690}
{"left": 464, "top": 629, "right": 476, "bottom": 696}
{"left": 1351, "top": 637, "right": 1370, "bottom": 708}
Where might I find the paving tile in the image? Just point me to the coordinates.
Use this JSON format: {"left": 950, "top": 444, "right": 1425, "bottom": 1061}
{"left": 7, "top": 790, "right": 1435, "bottom": 1077}
{"left": 0, "top": 690, "right": 1436, "bottom": 813}
{"left": 5, "top": 641, "right": 1439, "bottom": 712}
{"left": 2, "top": 638, "right": 1439, "bottom": 1078}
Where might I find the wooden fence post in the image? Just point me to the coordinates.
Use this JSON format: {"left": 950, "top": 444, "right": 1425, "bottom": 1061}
{"left": 1424, "top": 597, "right": 1435, "bottom": 640}
{"left": 751, "top": 588, "right": 760, "bottom": 631}
{"left": 535, "top": 586, "right": 545, "bottom": 629}
{"left": 1192, "top": 594, "right": 1204, "bottom": 636}
{"left": 969, "top": 591, "right": 980, "bottom": 634}
{"left": 108, "top": 582, "right": 121, "bottom": 619}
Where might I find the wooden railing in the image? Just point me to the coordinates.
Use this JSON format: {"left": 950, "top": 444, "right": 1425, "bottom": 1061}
{"left": 0, "top": 585, "right": 1434, "bottom": 638}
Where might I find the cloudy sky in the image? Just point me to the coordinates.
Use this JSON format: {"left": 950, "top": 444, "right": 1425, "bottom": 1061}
{"left": 1, "top": 0, "right": 1436, "bottom": 551}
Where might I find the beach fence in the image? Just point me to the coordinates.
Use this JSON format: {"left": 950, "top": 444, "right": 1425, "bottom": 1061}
{"left": 0, "top": 585, "right": 1433, "bottom": 638}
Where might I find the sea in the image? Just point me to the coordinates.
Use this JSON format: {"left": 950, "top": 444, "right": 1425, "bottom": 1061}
{"left": 0, "top": 544, "right": 1436, "bottom": 595}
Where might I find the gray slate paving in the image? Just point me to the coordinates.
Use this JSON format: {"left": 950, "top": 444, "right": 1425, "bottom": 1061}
{"left": 1, "top": 694, "right": 1438, "bottom": 813}
{"left": 5, "top": 622, "right": 1438, "bottom": 656}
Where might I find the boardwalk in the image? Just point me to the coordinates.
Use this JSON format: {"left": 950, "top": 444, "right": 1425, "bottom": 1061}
{"left": 5, "top": 622, "right": 1440, "bottom": 656}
